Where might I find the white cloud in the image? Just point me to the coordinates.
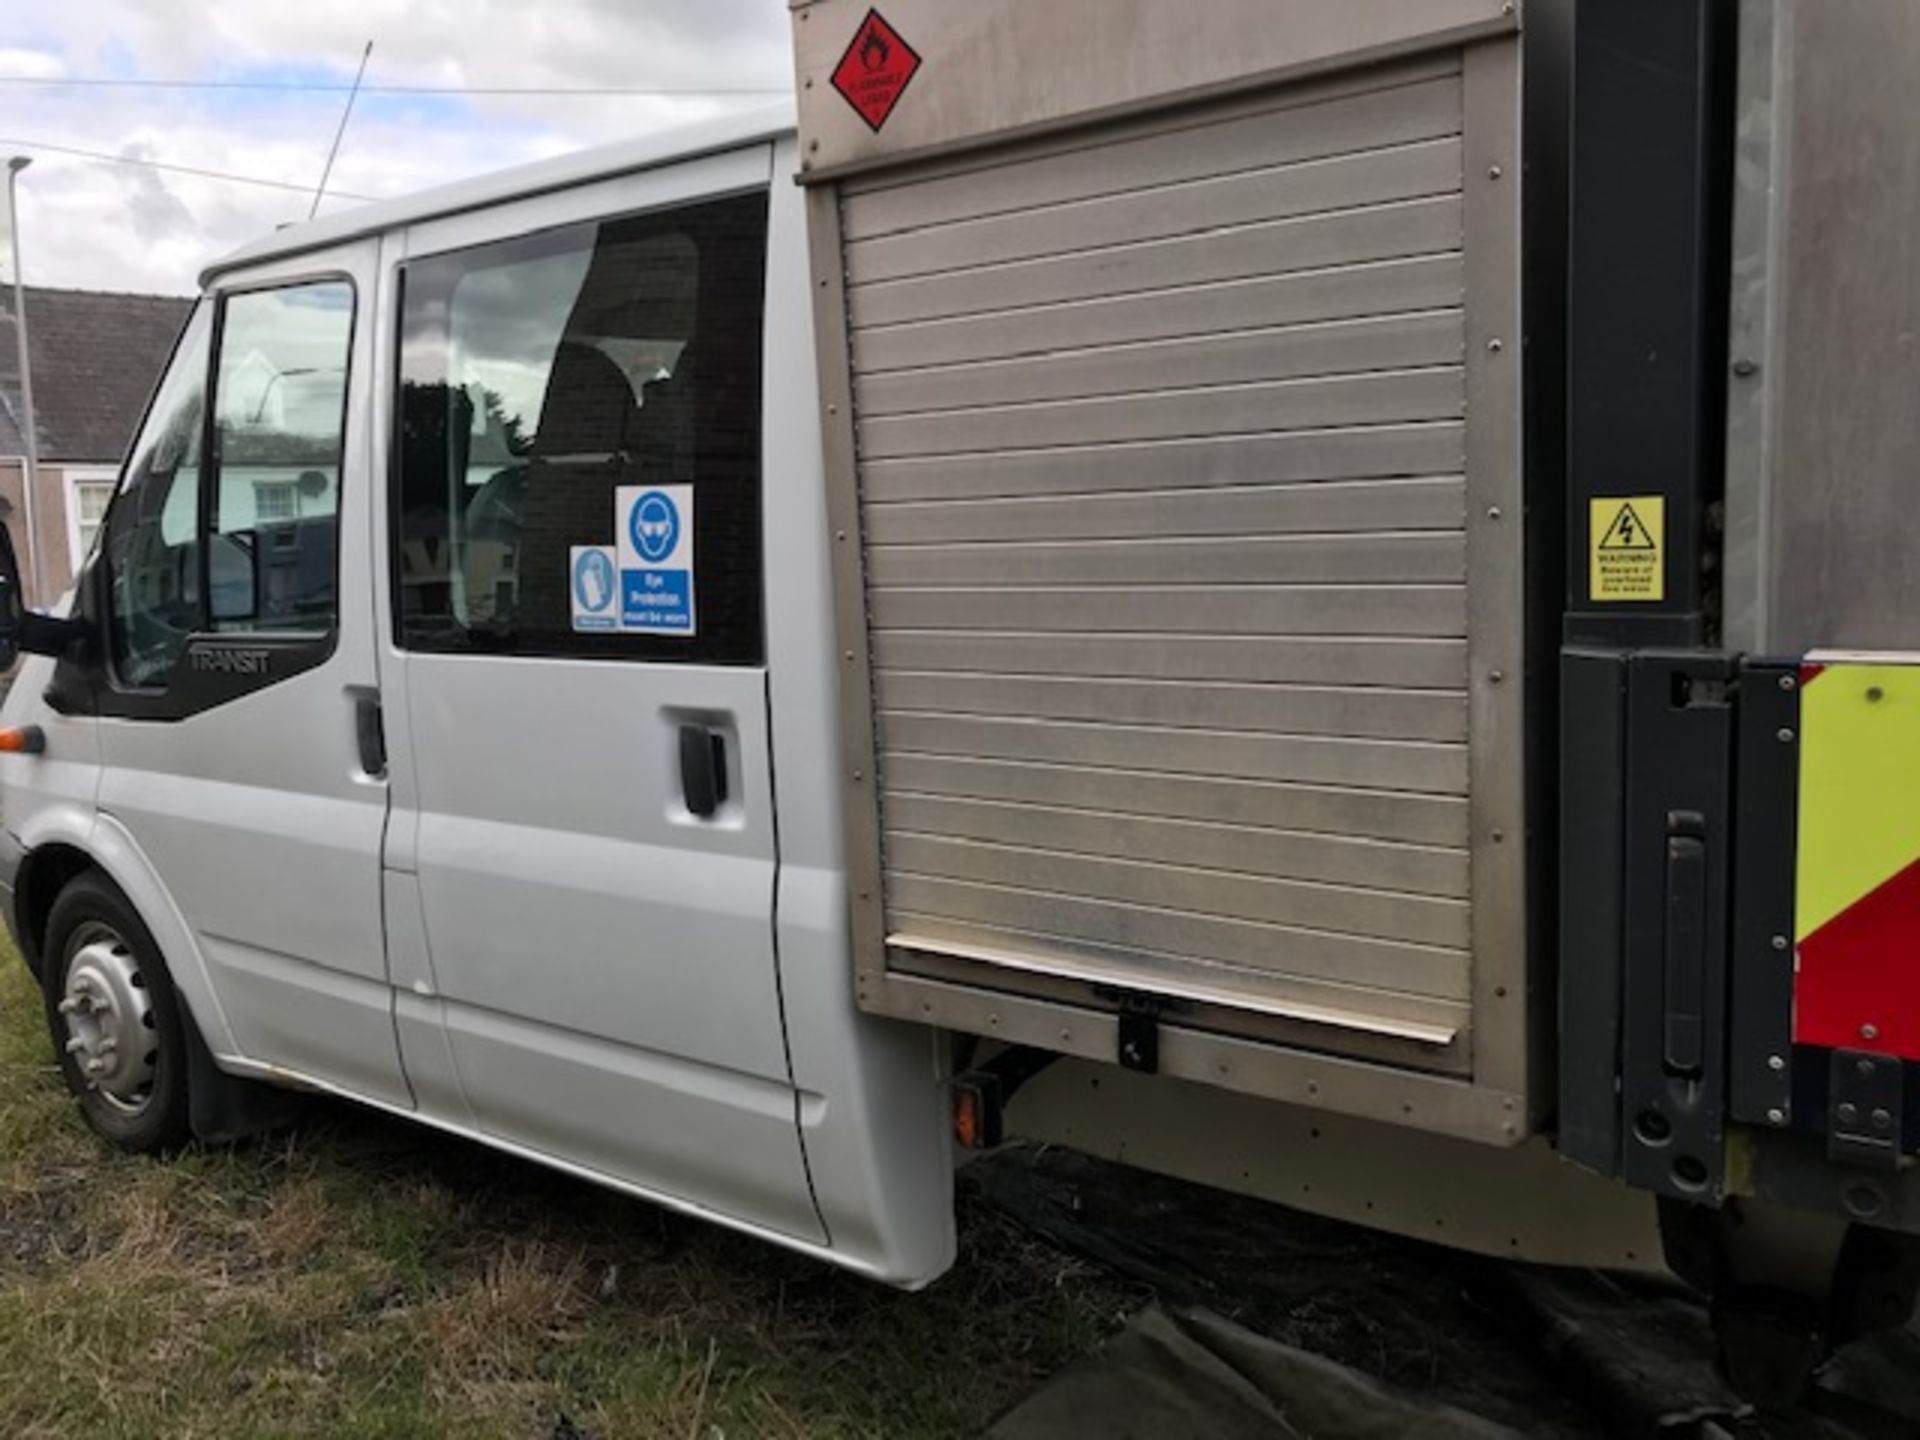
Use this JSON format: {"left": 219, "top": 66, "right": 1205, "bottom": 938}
{"left": 0, "top": 0, "right": 792, "bottom": 294}
{"left": 0, "top": 49, "right": 69, "bottom": 80}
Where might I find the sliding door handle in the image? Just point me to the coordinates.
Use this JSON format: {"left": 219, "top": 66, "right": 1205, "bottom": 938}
{"left": 678, "top": 724, "right": 728, "bottom": 819}
{"left": 353, "top": 691, "right": 387, "bottom": 779}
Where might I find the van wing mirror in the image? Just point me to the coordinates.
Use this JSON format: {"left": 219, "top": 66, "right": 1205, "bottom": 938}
{"left": 0, "top": 523, "right": 91, "bottom": 665}
{"left": 0, "top": 523, "right": 24, "bottom": 669}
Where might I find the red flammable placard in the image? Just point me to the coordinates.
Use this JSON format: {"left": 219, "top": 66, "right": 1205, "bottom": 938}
{"left": 831, "top": 9, "right": 922, "bottom": 132}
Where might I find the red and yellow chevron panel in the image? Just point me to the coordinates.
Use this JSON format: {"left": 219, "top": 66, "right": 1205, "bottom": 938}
{"left": 1795, "top": 660, "right": 1920, "bottom": 1059}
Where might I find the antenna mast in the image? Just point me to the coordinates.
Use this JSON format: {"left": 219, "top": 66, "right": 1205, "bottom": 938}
{"left": 311, "top": 41, "right": 373, "bottom": 220}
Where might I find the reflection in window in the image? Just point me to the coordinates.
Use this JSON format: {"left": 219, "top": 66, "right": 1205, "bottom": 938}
{"left": 253, "top": 483, "right": 296, "bottom": 522}
{"left": 211, "top": 281, "right": 352, "bottom": 632}
{"left": 69, "top": 477, "right": 115, "bottom": 568}
{"left": 395, "top": 190, "right": 767, "bottom": 664}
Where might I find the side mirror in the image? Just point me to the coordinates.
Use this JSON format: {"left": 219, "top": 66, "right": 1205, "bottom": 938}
{"left": 0, "top": 524, "right": 24, "bottom": 671}
{"left": 0, "top": 522, "right": 90, "bottom": 665}
{"left": 209, "top": 530, "right": 259, "bottom": 625}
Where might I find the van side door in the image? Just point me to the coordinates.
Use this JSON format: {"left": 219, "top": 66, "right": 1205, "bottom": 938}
{"left": 379, "top": 151, "right": 823, "bottom": 1244}
{"left": 79, "top": 240, "right": 407, "bottom": 1106}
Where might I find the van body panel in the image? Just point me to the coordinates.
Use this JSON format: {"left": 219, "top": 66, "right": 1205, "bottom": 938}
{"left": 763, "top": 143, "right": 955, "bottom": 1281}
{"left": 442, "top": 1002, "right": 823, "bottom": 1242}
{"left": 92, "top": 237, "right": 408, "bottom": 1107}
{"left": 385, "top": 877, "right": 476, "bottom": 1128}
{"left": 1, "top": 122, "right": 955, "bottom": 1288}
{"left": 211, "top": 1042, "right": 904, "bottom": 1280}
{"left": 80, "top": 811, "right": 239, "bottom": 1056}
{"left": 396, "top": 657, "right": 792, "bottom": 1084}
{"left": 0, "top": 650, "right": 106, "bottom": 946}
{"left": 376, "top": 147, "right": 823, "bottom": 1244}
{"left": 399, "top": 144, "right": 773, "bottom": 270}
{"left": 394, "top": 654, "right": 824, "bottom": 1240}
{"left": 0, "top": 654, "right": 102, "bottom": 827}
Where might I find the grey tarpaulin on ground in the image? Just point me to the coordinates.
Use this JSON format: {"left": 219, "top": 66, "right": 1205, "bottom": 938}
{"left": 989, "top": 1306, "right": 1522, "bottom": 1440}
{"left": 970, "top": 1146, "right": 1920, "bottom": 1438}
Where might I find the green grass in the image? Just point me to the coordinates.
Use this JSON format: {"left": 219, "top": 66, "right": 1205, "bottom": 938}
{"left": 0, "top": 947, "right": 1139, "bottom": 1438}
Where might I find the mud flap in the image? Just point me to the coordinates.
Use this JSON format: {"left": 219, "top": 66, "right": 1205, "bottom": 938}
{"left": 182, "top": 1001, "right": 303, "bottom": 1145}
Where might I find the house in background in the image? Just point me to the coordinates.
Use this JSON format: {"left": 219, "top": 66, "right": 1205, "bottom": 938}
{"left": 0, "top": 286, "right": 194, "bottom": 605}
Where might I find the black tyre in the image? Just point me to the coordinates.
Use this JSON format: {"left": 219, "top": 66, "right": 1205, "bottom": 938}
{"left": 41, "top": 871, "right": 191, "bottom": 1153}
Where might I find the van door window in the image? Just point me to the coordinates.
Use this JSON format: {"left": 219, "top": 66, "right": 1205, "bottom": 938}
{"left": 209, "top": 281, "right": 352, "bottom": 632}
{"left": 104, "top": 301, "right": 212, "bottom": 688}
{"left": 394, "top": 190, "right": 768, "bottom": 664}
{"left": 102, "top": 279, "right": 354, "bottom": 692}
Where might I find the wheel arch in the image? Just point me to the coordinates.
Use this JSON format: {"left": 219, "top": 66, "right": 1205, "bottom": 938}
{"left": 13, "top": 812, "right": 239, "bottom": 1057}
{"left": 14, "top": 841, "right": 97, "bottom": 980}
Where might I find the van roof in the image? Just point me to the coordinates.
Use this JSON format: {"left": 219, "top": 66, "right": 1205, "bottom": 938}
{"left": 202, "top": 101, "right": 797, "bottom": 287}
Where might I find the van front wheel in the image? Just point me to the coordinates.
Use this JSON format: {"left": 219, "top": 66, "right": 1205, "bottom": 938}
{"left": 41, "top": 872, "right": 191, "bottom": 1154}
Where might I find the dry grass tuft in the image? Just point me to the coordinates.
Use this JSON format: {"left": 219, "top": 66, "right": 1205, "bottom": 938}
{"left": 250, "top": 1176, "right": 336, "bottom": 1267}
{"left": 426, "top": 1241, "right": 591, "bottom": 1381}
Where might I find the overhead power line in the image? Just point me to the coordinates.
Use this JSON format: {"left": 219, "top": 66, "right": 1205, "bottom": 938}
{"left": 0, "top": 75, "right": 789, "bottom": 97}
{"left": 0, "top": 137, "right": 377, "bottom": 201}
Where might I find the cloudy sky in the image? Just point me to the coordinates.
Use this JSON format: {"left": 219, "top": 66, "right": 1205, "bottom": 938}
{"left": 0, "top": 0, "right": 792, "bottom": 296}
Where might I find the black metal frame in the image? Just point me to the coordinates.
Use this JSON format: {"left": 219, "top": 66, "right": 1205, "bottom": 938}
{"left": 1556, "top": 648, "right": 1628, "bottom": 1175}
{"left": 1563, "top": 0, "right": 1738, "bottom": 649}
{"left": 1726, "top": 662, "right": 1801, "bottom": 1128}
{"left": 1557, "top": 0, "right": 1743, "bottom": 1186}
{"left": 1617, "top": 653, "right": 1736, "bottom": 1203}
{"left": 1521, "top": 0, "right": 1575, "bottom": 1129}
{"left": 1555, "top": 1, "right": 1920, "bottom": 1227}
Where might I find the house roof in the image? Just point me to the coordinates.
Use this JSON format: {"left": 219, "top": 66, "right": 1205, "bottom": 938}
{"left": 0, "top": 285, "right": 195, "bottom": 464}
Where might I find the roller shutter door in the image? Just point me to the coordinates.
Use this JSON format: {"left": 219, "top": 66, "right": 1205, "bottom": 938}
{"left": 836, "top": 52, "right": 1517, "bottom": 1074}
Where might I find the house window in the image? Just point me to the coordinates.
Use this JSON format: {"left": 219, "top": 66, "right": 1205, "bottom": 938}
{"left": 252, "top": 482, "right": 297, "bottom": 522}
{"left": 66, "top": 471, "right": 119, "bottom": 571}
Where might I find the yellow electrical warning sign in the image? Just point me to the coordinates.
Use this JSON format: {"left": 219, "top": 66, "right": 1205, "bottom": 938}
{"left": 1590, "top": 496, "right": 1664, "bottom": 602}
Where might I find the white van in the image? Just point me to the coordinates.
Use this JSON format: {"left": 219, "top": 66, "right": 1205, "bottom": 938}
{"left": 7, "top": 1, "right": 1920, "bottom": 1397}
{"left": 0, "top": 106, "right": 955, "bottom": 1286}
